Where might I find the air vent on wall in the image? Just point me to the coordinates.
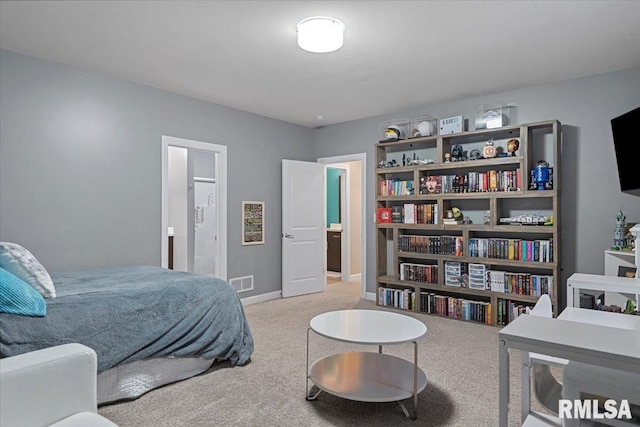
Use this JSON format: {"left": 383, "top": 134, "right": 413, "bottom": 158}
{"left": 229, "top": 275, "right": 254, "bottom": 293}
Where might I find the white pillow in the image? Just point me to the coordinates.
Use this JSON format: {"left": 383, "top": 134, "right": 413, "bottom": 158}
{"left": 0, "top": 242, "right": 56, "bottom": 299}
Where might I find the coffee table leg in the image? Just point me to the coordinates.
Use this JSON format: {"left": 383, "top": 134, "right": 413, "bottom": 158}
{"left": 397, "top": 340, "right": 419, "bottom": 420}
{"left": 306, "top": 327, "right": 322, "bottom": 401}
{"left": 412, "top": 340, "right": 418, "bottom": 420}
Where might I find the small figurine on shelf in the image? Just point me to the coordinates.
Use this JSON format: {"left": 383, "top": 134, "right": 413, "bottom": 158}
{"left": 468, "top": 148, "right": 482, "bottom": 161}
{"left": 532, "top": 160, "right": 551, "bottom": 190}
{"left": 482, "top": 138, "right": 497, "bottom": 158}
{"left": 612, "top": 210, "right": 626, "bottom": 250}
{"left": 507, "top": 138, "right": 520, "bottom": 156}
{"left": 444, "top": 153, "right": 451, "bottom": 163}
{"left": 451, "top": 144, "right": 464, "bottom": 162}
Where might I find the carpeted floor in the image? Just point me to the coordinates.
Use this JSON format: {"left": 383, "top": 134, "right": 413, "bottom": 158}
{"left": 98, "top": 284, "right": 533, "bottom": 426}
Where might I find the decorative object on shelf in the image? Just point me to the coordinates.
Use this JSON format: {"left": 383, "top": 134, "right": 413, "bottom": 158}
{"left": 532, "top": 160, "right": 551, "bottom": 190}
{"left": 475, "top": 102, "right": 509, "bottom": 130}
{"left": 444, "top": 153, "right": 451, "bottom": 163}
{"left": 408, "top": 115, "right": 437, "bottom": 138}
{"left": 418, "top": 119, "right": 435, "bottom": 137}
{"left": 384, "top": 125, "right": 402, "bottom": 141}
{"left": 379, "top": 119, "right": 410, "bottom": 142}
{"left": 613, "top": 210, "right": 627, "bottom": 250}
{"left": 507, "top": 139, "right": 520, "bottom": 156}
{"left": 439, "top": 115, "right": 463, "bottom": 135}
{"left": 451, "top": 144, "right": 464, "bottom": 162}
{"left": 499, "top": 213, "right": 551, "bottom": 225}
{"left": 483, "top": 210, "right": 491, "bottom": 225}
{"left": 463, "top": 216, "right": 472, "bottom": 225}
{"left": 468, "top": 148, "right": 482, "bottom": 161}
{"left": 444, "top": 207, "right": 464, "bottom": 225}
{"left": 482, "top": 138, "right": 497, "bottom": 159}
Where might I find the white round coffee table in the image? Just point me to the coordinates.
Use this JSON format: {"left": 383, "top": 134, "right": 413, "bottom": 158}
{"left": 306, "top": 309, "right": 427, "bottom": 419}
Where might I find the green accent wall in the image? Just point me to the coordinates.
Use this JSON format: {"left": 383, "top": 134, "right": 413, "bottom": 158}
{"left": 327, "top": 168, "right": 341, "bottom": 227}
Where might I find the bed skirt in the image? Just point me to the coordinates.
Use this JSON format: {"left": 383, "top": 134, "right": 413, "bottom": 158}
{"left": 97, "top": 357, "right": 215, "bottom": 405}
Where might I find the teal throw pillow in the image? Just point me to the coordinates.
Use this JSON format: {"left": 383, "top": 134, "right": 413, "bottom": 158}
{"left": 0, "top": 267, "right": 46, "bottom": 316}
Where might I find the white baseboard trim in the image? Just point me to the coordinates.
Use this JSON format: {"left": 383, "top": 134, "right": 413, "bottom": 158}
{"left": 349, "top": 273, "right": 362, "bottom": 281}
{"left": 241, "top": 290, "right": 281, "bottom": 306}
{"left": 364, "top": 291, "right": 377, "bottom": 301}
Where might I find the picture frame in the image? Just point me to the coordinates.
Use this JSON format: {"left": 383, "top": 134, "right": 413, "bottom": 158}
{"left": 242, "top": 201, "right": 265, "bottom": 245}
{"left": 618, "top": 266, "right": 637, "bottom": 279}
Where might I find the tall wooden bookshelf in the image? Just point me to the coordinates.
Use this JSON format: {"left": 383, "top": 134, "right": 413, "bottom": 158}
{"left": 375, "top": 120, "right": 561, "bottom": 326}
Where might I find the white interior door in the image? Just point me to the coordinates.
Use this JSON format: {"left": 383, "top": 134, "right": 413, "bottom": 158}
{"left": 282, "top": 159, "right": 325, "bottom": 298}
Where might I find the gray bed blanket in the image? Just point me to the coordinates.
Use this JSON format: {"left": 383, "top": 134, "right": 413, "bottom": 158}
{"left": 0, "top": 266, "right": 254, "bottom": 373}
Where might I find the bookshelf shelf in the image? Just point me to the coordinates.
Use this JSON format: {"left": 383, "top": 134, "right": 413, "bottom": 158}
{"left": 376, "top": 120, "right": 561, "bottom": 326}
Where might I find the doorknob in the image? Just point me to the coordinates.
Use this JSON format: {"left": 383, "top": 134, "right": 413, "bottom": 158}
{"left": 282, "top": 233, "right": 295, "bottom": 239}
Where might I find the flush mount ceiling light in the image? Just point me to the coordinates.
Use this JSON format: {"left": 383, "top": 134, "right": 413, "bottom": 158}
{"left": 297, "top": 16, "right": 345, "bottom": 53}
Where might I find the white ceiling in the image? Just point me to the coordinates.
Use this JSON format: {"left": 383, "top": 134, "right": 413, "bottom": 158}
{"left": 1, "top": 1, "right": 639, "bottom": 128}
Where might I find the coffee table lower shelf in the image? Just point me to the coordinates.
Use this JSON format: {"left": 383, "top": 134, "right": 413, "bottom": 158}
{"left": 308, "top": 351, "right": 427, "bottom": 402}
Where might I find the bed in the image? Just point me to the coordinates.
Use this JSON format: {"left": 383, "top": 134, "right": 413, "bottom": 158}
{"left": 0, "top": 265, "right": 254, "bottom": 404}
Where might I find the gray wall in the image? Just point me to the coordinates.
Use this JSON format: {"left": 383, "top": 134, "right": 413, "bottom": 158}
{"left": 2, "top": 48, "right": 639, "bottom": 303}
{"left": 311, "top": 67, "right": 640, "bottom": 305}
{"left": 0, "top": 49, "right": 313, "bottom": 297}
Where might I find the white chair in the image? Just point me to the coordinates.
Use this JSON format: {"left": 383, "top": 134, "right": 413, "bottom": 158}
{"left": 526, "top": 294, "right": 569, "bottom": 416}
{"left": 0, "top": 343, "right": 118, "bottom": 427}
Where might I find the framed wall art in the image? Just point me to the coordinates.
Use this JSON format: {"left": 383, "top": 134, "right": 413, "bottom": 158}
{"left": 242, "top": 201, "right": 265, "bottom": 245}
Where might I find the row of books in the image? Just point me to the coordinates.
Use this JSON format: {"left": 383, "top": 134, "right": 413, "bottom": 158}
{"left": 399, "top": 262, "right": 438, "bottom": 284}
{"left": 419, "top": 169, "right": 521, "bottom": 194}
{"left": 377, "top": 204, "right": 439, "bottom": 224}
{"left": 496, "top": 298, "right": 534, "bottom": 326}
{"left": 378, "top": 287, "right": 415, "bottom": 310}
{"left": 488, "top": 271, "right": 554, "bottom": 298}
{"left": 379, "top": 179, "right": 414, "bottom": 196}
{"left": 419, "top": 292, "right": 492, "bottom": 325}
{"left": 467, "top": 238, "right": 553, "bottom": 262}
{"left": 398, "top": 235, "right": 464, "bottom": 256}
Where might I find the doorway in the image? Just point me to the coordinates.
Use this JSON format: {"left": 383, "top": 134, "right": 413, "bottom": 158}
{"left": 161, "top": 136, "right": 228, "bottom": 280}
{"left": 318, "top": 153, "right": 366, "bottom": 299}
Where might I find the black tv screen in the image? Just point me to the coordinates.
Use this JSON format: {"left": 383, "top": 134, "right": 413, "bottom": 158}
{"left": 611, "top": 106, "right": 640, "bottom": 196}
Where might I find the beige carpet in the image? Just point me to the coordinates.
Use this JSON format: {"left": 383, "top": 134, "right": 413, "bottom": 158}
{"left": 99, "top": 286, "right": 533, "bottom": 426}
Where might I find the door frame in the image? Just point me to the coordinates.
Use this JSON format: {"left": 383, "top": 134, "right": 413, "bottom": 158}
{"left": 317, "top": 153, "right": 366, "bottom": 299}
{"left": 161, "top": 136, "right": 228, "bottom": 280}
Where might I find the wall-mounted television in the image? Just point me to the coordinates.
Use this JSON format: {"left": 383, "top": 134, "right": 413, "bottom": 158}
{"left": 611, "top": 106, "right": 640, "bottom": 196}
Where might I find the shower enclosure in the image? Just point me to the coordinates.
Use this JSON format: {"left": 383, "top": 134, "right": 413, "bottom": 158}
{"left": 194, "top": 180, "right": 216, "bottom": 276}
{"left": 168, "top": 147, "right": 218, "bottom": 277}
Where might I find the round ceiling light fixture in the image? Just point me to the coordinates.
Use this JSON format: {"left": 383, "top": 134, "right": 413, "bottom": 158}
{"left": 297, "top": 16, "right": 345, "bottom": 53}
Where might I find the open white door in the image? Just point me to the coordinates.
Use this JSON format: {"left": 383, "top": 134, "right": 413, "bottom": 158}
{"left": 282, "top": 160, "right": 325, "bottom": 298}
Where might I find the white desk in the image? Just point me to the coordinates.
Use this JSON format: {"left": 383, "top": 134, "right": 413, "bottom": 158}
{"left": 306, "top": 310, "right": 427, "bottom": 419}
{"left": 498, "top": 314, "right": 640, "bottom": 427}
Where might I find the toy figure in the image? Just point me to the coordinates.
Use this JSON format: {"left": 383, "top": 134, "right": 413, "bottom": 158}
{"left": 482, "top": 138, "right": 497, "bottom": 158}
{"left": 451, "top": 145, "right": 464, "bottom": 161}
{"left": 613, "top": 210, "right": 626, "bottom": 249}
{"left": 507, "top": 139, "right": 519, "bottom": 156}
